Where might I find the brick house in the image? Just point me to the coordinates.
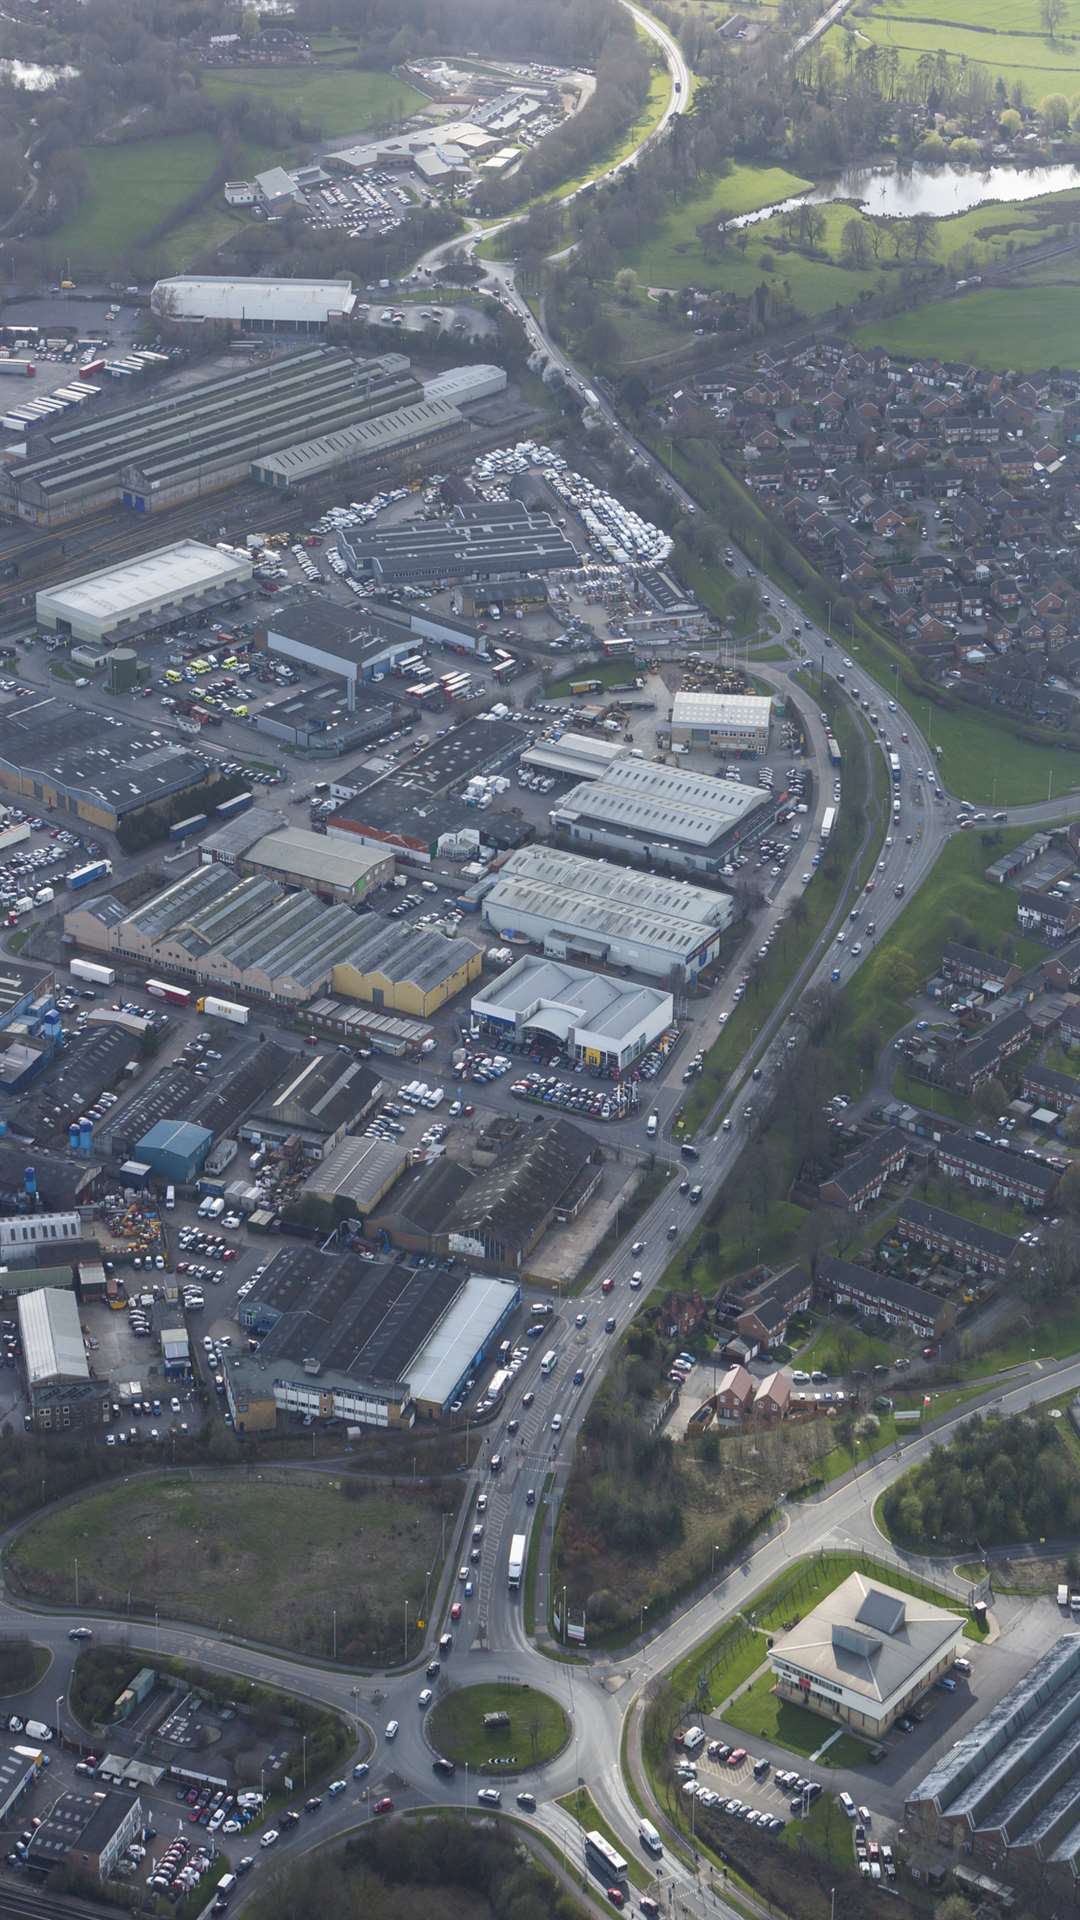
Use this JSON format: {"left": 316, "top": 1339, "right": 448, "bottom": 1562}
{"left": 714, "top": 1364, "right": 755, "bottom": 1422}
{"left": 818, "top": 1128, "right": 910, "bottom": 1213}
{"left": 819, "top": 1256, "right": 953, "bottom": 1339}
{"left": 896, "top": 1198, "right": 1017, "bottom": 1277}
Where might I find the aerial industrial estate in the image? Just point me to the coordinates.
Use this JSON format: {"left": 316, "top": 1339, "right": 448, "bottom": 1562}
{"left": 4, "top": 1, "right": 1080, "bottom": 1917}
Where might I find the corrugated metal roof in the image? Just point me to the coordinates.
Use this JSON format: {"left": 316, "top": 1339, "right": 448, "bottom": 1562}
{"left": 18, "top": 1286, "right": 88, "bottom": 1385}
{"left": 152, "top": 275, "right": 357, "bottom": 324}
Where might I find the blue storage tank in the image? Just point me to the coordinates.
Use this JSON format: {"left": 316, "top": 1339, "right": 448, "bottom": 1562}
{"left": 68, "top": 1124, "right": 80, "bottom": 1153}
{"left": 79, "top": 1121, "right": 93, "bottom": 1155}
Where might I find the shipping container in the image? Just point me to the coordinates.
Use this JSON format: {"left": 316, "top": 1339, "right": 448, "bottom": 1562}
{"left": 0, "top": 360, "right": 34, "bottom": 378}
{"left": 79, "top": 358, "right": 106, "bottom": 379}
{"left": 70, "top": 959, "right": 115, "bottom": 987}
{"left": 214, "top": 790, "right": 253, "bottom": 820}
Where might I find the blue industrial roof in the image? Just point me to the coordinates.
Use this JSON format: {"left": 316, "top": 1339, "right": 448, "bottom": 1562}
{"left": 136, "top": 1118, "right": 212, "bottom": 1157}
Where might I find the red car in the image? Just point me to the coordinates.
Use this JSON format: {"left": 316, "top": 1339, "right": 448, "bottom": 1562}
{"left": 373, "top": 1797, "right": 394, "bottom": 1816}
{"left": 606, "top": 1891, "right": 625, "bottom": 1910}
{"left": 725, "top": 1748, "right": 747, "bottom": 1768}
{"left": 450, "top": 1602, "right": 462, "bottom": 1622}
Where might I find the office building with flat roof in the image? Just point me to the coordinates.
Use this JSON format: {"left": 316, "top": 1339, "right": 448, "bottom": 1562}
{"left": 670, "top": 690, "right": 773, "bottom": 755}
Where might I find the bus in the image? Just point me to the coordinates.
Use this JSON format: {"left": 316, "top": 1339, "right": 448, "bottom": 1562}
{"left": 584, "top": 1832, "right": 628, "bottom": 1886}
{"left": 889, "top": 752, "right": 902, "bottom": 785}
{"left": 396, "top": 654, "right": 425, "bottom": 679}
{"left": 145, "top": 979, "right": 192, "bottom": 1007}
{"left": 407, "top": 681, "right": 439, "bottom": 701}
{"left": 820, "top": 805, "right": 836, "bottom": 843}
{"left": 492, "top": 653, "right": 519, "bottom": 683}
{"left": 603, "top": 637, "right": 636, "bottom": 658}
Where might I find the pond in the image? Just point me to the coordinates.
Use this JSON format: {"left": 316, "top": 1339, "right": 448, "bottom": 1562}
{"left": 731, "top": 159, "right": 1080, "bottom": 228}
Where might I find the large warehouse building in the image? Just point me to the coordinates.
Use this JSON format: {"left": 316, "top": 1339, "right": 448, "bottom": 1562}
{"left": 472, "top": 956, "right": 673, "bottom": 1073}
{"left": 251, "top": 395, "right": 464, "bottom": 490}
{"left": 19, "top": 1285, "right": 110, "bottom": 1432}
{"left": 338, "top": 502, "right": 579, "bottom": 587}
{"left": 670, "top": 690, "right": 773, "bottom": 756}
{"left": 905, "top": 1634, "right": 1080, "bottom": 1886}
{"left": 150, "top": 274, "right": 358, "bottom": 331}
{"left": 227, "top": 1245, "right": 518, "bottom": 1429}
{"left": 1, "top": 348, "right": 419, "bottom": 525}
{"left": 332, "top": 918, "right": 483, "bottom": 1017}
{"left": 768, "top": 1573, "right": 964, "bottom": 1739}
{"left": 550, "top": 758, "right": 771, "bottom": 875}
{"left": 478, "top": 845, "right": 733, "bottom": 983}
{"left": 0, "top": 693, "right": 212, "bottom": 829}
{"left": 36, "top": 541, "right": 252, "bottom": 645}
{"left": 200, "top": 819, "right": 395, "bottom": 903}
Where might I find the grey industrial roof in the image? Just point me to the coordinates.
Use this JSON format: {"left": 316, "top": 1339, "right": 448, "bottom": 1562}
{"left": 199, "top": 805, "right": 288, "bottom": 862}
{"left": 521, "top": 732, "right": 630, "bottom": 780}
{"left": 301, "top": 1134, "right": 407, "bottom": 1209}
{"left": 252, "top": 396, "right": 462, "bottom": 482}
{"left": 772, "top": 1572, "right": 963, "bottom": 1706}
{"left": 341, "top": 917, "right": 481, "bottom": 992}
{"left": 36, "top": 541, "right": 251, "bottom": 625}
{"left": 552, "top": 758, "right": 768, "bottom": 849}
{"left": 246, "top": 827, "right": 390, "bottom": 888}
{"left": 18, "top": 1286, "right": 88, "bottom": 1385}
{"left": 482, "top": 845, "right": 732, "bottom": 957}
{"left": 241, "top": 1245, "right": 461, "bottom": 1391}
{"left": 408, "top": 1273, "right": 518, "bottom": 1407}
{"left": 339, "top": 504, "right": 579, "bottom": 579}
{"left": 424, "top": 365, "right": 506, "bottom": 403}
{"left": 0, "top": 694, "right": 209, "bottom": 815}
{"left": 152, "top": 275, "right": 357, "bottom": 322}
{"left": 475, "top": 955, "right": 671, "bottom": 1045}
{"left": 446, "top": 1117, "right": 592, "bottom": 1249}
{"left": 911, "top": 1634, "right": 1080, "bottom": 1824}
{"left": 671, "top": 690, "right": 773, "bottom": 729}
{"left": 252, "top": 1052, "right": 381, "bottom": 1138}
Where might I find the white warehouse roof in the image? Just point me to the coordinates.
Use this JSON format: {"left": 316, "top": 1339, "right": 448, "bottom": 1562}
{"left": 671, "top": 690, "right": 773, "bottom": 730}
{"left": 552, "top": 758, "right": 767, "bottom": 848}
{"left": 36, "top": 540, "right": 251, "bottom": 629}
{"left": 424, "top": 365, "right": 507, "bottom": 405}
{"left": 482, "top": 845, "right": 732, "bottom": 962}
{"left": 521, "top": 732, "right": 630, "bottom": 780}
{"left": 474, "top": 954, "right": 672, "bottom": 1049}
{"left": 151, "top": 276, "right": 357, "bottom": 325}
{"left": 408, "top": 1274, "right": 518, "bottom": 1409}
{"left": 18, "top": 1287, "right": 88, "bottom": 1386}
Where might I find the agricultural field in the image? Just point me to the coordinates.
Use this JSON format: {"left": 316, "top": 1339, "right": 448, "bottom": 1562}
{"left": 44, "top": 135, "right": 220, "bottom": 270}
{"left": 200, "top": 65, "right": 428, "bottom": 137}
{"left": 621, "top": 162, "right": 812, "bottom": 286}
{"left": 7, "top": 1471, "right": 448, "bottom": 1664}
{"left": 854, "top": 283, "right": 1080, "bottom": 368}
{"left": 831, "top": 0, "right": 1080, "bottom": 94}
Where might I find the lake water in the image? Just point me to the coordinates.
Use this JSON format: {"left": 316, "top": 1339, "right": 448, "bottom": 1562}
{"left": 0, "top": 58, "right": 78, "bottom": 89}
{"left": 731, "top": 159, "right": 1080, "bottom": 228}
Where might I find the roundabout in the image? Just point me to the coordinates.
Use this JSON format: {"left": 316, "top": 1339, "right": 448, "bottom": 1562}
{"left": 427, "top": 1681, "right": 571, "bottom": 1773}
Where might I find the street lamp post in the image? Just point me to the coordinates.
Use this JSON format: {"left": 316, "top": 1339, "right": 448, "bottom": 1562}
{"left": 55, "top": 1693, "right": 63, "bottom": 1743}
{"left": 712, "top": 1542, "right": 721, "bottom": 1580}
{"left": 640, "top": 1600, "right": 648, "bottom": 1641}
{"left": 403, "top": 1599, "right": 409, "bottom": 1664}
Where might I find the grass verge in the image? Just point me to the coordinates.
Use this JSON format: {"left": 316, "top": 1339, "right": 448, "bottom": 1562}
{"left": 428, "top": 1682, "right": 570, "bottom": 1771}
{"left": 524, "top": 1471, "right": 555, "bottom": 1637}
{"left": 724, "top": 1669, "right": 875, "bottom": 1765}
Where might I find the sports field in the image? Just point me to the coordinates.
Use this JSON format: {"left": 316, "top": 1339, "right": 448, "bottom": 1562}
{"left": 832, "top": 0, "right": 1080, "bottom": 92}
{"left": 201, "top": 65, "right": 427, "bottom": 137}
{"left": 854, "top": 283, "right": 1080, "bottom": 367}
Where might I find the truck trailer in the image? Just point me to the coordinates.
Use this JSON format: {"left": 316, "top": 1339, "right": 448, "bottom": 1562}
{"left": 71, "top": 959, "right": 116, "bottom": 987}
{"left": 508, "top": 1533, "right": 526, "bottom": 1591}
{"left": 0, "top": 360, "right": 35, "bottom": 378}
{"left": 67, "top": 860, "right": 112, "bottom": 891}
{"left": 196, "top": 995, "right": 250, "bottom": 1026}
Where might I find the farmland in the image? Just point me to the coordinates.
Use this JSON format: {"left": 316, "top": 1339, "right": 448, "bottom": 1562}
{"left": 44, "top": 135, "right": 223, "bottom": 271}
{"left": 830, "top": 0, "right": 1080, "bottom": 94}
{"left": 621, "top": 162, "right": 812, "bottom": 286}
{"left": 854, "top": 284, "right": 1080, "bottom": 368}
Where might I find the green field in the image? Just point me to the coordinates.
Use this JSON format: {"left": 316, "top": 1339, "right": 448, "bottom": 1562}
{"left": 725, "top": 1668, "right": 875, "bottom": 1760}
{"left": 7, "top": 1471, "right": 447, "bottom": 1665}
{"left": 832, "top": 0, "right": 1080, "bottom": 93}
{"left": 201, "top": 65, "right": 427, "bottom": 137}
{"left": 428, "top": 1683, "right": 570, "bottom": 1770}
{"left": 46, "top": 135, "right": 222, "bottom": 269}
{"left": 833, "top": 825, "right": 1047, "bottom": 1087}
{"left": 622, "top": 163, "right": 812, "bottom": 286}
{"left": 855, "top": 284, "right": 1080, "bottom": 369}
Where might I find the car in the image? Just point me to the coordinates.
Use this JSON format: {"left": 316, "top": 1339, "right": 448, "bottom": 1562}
{"left": 384, "top": 1719, "right": 399, "bottom": 1741}
{"left": 260, "top": 1830, "right": 280, "bottom": 1848}
{"left": 522, "top": 1391, "right": 534, "bottom": 1408}
{"left": 477, "top": 1787, "right": 501, "bottom": 1806}
{"left": 840, "top": 1792, "right": 856, "bottom": 1818}
{"left": 68, "top": 1626, "right": 93, "bottom": 1640}
{"left": 726, "top": 1748, "right": 747, "bottom": 1767}
{"left": 551, "top": 1414, "right": 562, "bottom": 1432}
{"left": 516, "top": 1791, "right": 536, "bottom": 1810}
{"left": 418, "top": 1687, "right": 433, "bottom": 1707}
{"left": 605, "top": 1891, "right": 625, "bottom": 1910}
{"left": 353, "top": 1762, "right": 370, "bottom": 1779}
{"left": 373, "top": 1797, "right": 394, "bottom": 1816}
{"left": 450, "top": 1601, "right": 462, "bottom": 1621}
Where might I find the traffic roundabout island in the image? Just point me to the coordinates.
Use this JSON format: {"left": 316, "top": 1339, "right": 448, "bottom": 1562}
{"left": 427, "top": 1682, "right": 571, "bottom": 1773}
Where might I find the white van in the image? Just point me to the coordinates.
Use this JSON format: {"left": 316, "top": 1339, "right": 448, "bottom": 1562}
{"left": 165, "top": 1185, "right": 175, "bottom": 1211}
{"left": 646, "top": 1113, "right": 658, "bottom": 1138}
{"left": 680, "top": 1726, "right": 706, "bottom": 1754}
{"left": 639, "top": 1819, "right": 662, "bottom": 1856}
{"left": 540, "top": 1349, "right": 558, "bottom": 1376}
{"left": 25, "top": 1720, "right": 53, "bottom": 1743}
